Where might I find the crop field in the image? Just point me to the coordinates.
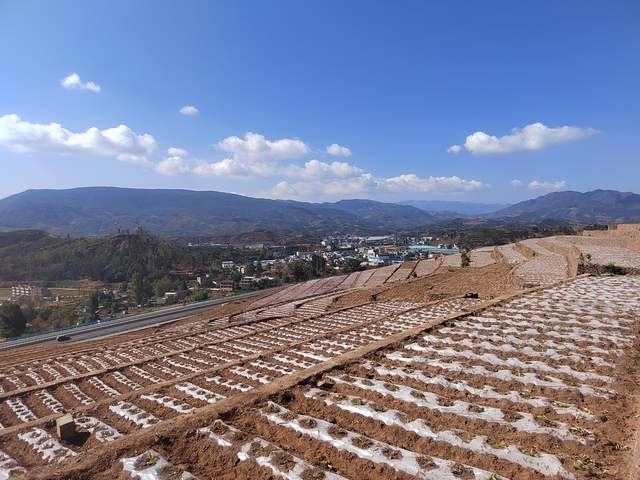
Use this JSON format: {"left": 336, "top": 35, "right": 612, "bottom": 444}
{"left": 0, "top": 293, "right": 477, "bottom": 478}
{"left": 0, "top": 234, "right": 639, "bottom": 480}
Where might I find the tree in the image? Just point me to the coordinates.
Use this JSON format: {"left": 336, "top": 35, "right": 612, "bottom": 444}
{"left": 343, "top": 257, "right": 363, "bottom": 274}
{"left": 129, "top": 272, "right": 146, "bottom": 305}
{"left": 193, "top": 289, "right": 209, "bottom": 301}
{"left": 244, "top": 262, "right": 256, "bottom": 276}
{"left": 310, "top": 254, "right": 327, "bottom": 277}
{"left": 286, "top": 260, "right": 312, "bottom": 282}
{"left": 460, "top": 252, "right": 470, "bottom": 268}
{"left": 86, "top": 293, "right": 99, "bottom": 321}
{"left": 154, "top": 275, "right": 175, "bottom": 297}
{"left": 0, "top": 303, "right": 26, "bottom": 338}
{"left": 20, "top": 302, "right": 37, "bottom": 324}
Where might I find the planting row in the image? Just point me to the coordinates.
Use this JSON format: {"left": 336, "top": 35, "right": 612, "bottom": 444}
{"left": 158, "top": 274, "right": 635, "bottom": 479}
{"left": 0, "top": 297, "right": 482, "bottom": 476}
{"left": 0, "top": 297, "right": 426, "bottom": 396}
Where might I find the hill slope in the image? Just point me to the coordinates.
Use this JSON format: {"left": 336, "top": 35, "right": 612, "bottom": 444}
{"left": 0, "top": 187, "right": 437, "bottom": 236}
{"left": 0, "top": 229, "right": 252, "bottom": 282}
{"left": 399, "top": 200, "right": 509, "bottom": 216}
{"left": 489, "top": 189, "right": 640, "bottom": 223}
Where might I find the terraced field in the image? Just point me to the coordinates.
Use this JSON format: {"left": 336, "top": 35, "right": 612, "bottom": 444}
{"left": 493, "top": 234, "right": 640, "bottom": 286}
{"left": 496, "top": 243, "right": 528, "bottom": 264}
{"left": 512, "top": 239, "right": 569, "bottom": 285}
{"left": 2, "top": 273, "right": 636, "bottom": 480}
{"left": 0, "top": 259, "right": 474, "bottom": 477}
{"left": 2, "top": 232, "right": 640, "bottom": 480}
{"left": 469, "top": 247, "right": 496, "bottom": 268}
{"left": 563, "top": 237, "right": 640, "bottom": 269}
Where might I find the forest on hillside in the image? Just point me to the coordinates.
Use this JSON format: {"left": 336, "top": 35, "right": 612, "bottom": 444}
{"left": 0, "top": 230, "right": 277, "bottom": 283}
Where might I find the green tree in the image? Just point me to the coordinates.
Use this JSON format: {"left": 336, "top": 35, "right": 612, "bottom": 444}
{"left": 154, "top": 275, "right": 175, "bottom": 297}
{"left": 129, "top": 272, "right": 146, "bottom": 305}
{"left": 244, "top": 262, "right": 256, "bottom": 276}
{"left": 460, "top": 252, "right": 470, "bottom": 268}
{"left": 86, "top": 293, "right": 99, "bottom": 321}
{"left": 193, "top": 289, "right": 209, "bottom": 301}
{"left": 286, "top": 260, "right": 312, "bottom": 282}
{"left": 20, "top": 302, "right": 37, "bottom": 324}
{"left": 310, "top": 254, "right": 327, "bottom": 277}
{"left": 0, "top": 303, "right": 26, "bottom": 338}
{"left": 343, "top": 257, "right": 363, "bottom": 274}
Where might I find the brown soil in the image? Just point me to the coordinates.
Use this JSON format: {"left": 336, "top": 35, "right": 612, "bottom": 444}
{"left": 0, "top": 293, "right": 265, "bottom": 371}
{"left": 6, "top": 270, "right": 640, "bottom": 480}
{"left": 329, "top": 264, "right": 525, "bottom": 312}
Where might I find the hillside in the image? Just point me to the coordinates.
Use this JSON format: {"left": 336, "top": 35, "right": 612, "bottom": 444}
{"left": 0, "top": 230, "right": 250, "bottom": 283}
{"left": 490, "top": 189, "right": 640, "bottom": 223}
{"left": 398, "top": 199, "right": 509, "bottom": 215}
{"left": 319, "top": 199, "right": 442, "bottom": 228}
{"left": 0, "top": 187, "right": 437, "bottom": 236}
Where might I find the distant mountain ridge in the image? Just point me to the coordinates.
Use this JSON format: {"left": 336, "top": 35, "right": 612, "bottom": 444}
{"left": 0, "top": 187, "right": 438, "bottom": 236}
{"left": 1, "top": 187, "right": 637, "bottom": 237}
{"left": 488, "top": 189, "right": 640, "bottom": 223}
{"left": 398, "top": 200, "right": 509, "bottom": 216}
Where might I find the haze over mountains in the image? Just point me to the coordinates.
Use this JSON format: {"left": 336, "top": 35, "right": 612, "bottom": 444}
{"left": 399, "top": 200, "right": 509, "bottom": 216}
{"left": 0, "top": 187, "right": 437, "bottom": 236}
{"left": 0, "top": 187, "right": 638, "bottom": 237}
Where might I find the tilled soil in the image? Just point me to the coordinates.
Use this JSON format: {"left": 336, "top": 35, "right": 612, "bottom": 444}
{"left": 330, "top": 263, "right": 525, "bottom": 311}
{"left": 1, "top": 248, "right": 639, "bottom": 480}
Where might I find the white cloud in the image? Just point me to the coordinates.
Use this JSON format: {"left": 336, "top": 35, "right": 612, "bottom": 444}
{"left": 380, "top": 174, "right": 487, "bottom": 193}
{"left": 167, "top": 147, "right": 188, "bottom": 157}
{"left": 154, "top": 147, "right": 191, "bottom": 175}
{"left": 0, "top": 114, "right": 156, "bottom": 165}
{"left": 179, "top": 105, "right": 199, "bottom": 116}
{"left": 265, "top": 173, "right": 487, "bottom": 200}
{"left": 61, "top": 73, "right": 101, "bottom": 93}
{"left": 177, "top": 132, "right": 311, "bottom": 179}
{"left": 269, "top": 181, "right": 300, "bottom": 198}
{"left": 449, "top": 122, "right": 597, "bottom": 155}
{"left": 528, "top": 180, "right": 567, "bottom": 191}
{"left": 155, "top": 157, "right": 190, "bottom": 175}
{"left": 447, "top": 144, "right": 462, "bottom": 154}
{"left": 267, "top": 175, "right": 375, "bottom": 198}
{"left": 191, "top": 158, "right": 254, "bottom": 177}
{"left": 511, "top": 179, "right": 523, "bottom": 188}
{"left": 216, "top": 132, "right": 309, "bottom": 162}
{"left": 149, "top": 130, "right": 488, "bottom": 199}
{"left": 326, "top": 143, "right": 352, "bottom": 157}
{"left": 285, "top": 159, "right": 363, "bottom": 180}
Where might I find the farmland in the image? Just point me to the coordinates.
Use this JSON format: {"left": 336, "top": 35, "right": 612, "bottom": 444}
{"left": 0, "top": 231, "right": 639, "bottom": 479}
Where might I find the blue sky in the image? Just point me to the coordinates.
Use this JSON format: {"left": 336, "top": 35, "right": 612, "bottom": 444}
{"left": 0, "top": 1, "right": 638, "bottom": 203}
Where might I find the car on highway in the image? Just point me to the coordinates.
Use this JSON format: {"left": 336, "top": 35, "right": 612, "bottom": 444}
{"left": 56, "top": 335, "right": 72, "bottom": 342}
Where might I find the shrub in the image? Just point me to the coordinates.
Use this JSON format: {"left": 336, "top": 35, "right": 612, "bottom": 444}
{"left": 602, "top": 263, "right": 625, "bottom": 275}
{"left": 0, "top": 303, "right": 26, "bottom": 338}
{"left": 192, "top": 289, "right": 209, "bottom": 301}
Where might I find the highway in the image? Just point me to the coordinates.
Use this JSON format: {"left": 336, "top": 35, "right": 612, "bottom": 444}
{"left": 0, "top": 289, "right": 269, "bottom": 351}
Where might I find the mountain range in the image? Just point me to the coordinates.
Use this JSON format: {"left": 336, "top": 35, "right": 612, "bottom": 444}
{"left": 486, "top": 189, "right": 640, "bottom": 223}
{"left": 0, "top": 187, "right": 438, "bottom": 236}
{"left": 399, "top": 200, "right": 509, "bottom": 216}
{"left": 0, "top": 187, "right": 638, "bottom": 237}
